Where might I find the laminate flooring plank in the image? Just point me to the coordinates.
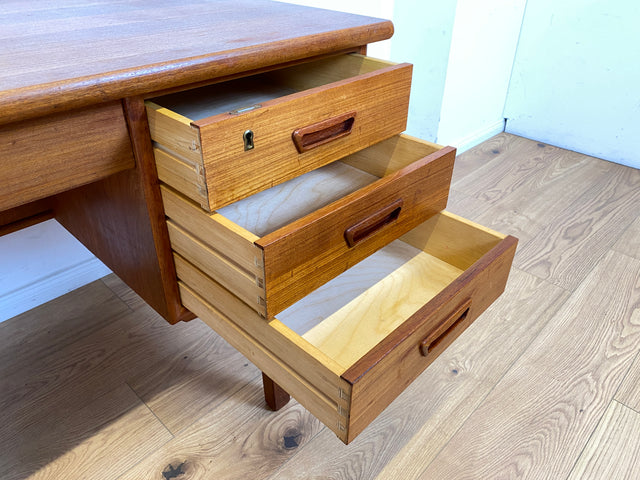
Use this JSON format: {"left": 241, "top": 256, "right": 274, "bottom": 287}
{"left": 516, "top": 165, "right": 640, "bottom": 290}
{"left": 0, "top": 284, "right": 206, "bottom": 454}
{"left": 615, "top": 349, "right": 640, "bottom": 412}
{"left": 268, "top": 269, "right": 568, "bottom": 480}
{"left": 1, "top": 384, "right": 172, "bottom": 480}
{"left": 453, "top": 137, "right": 619, "bottom": 267}
{"left": 445, "top": 188, "right": 491, "bottom": 222}
{"left": 418, "top": 250, "right": 640, "bottom": 480}
{"left": 126, "top": 319, "right": 260, "bottom": 434}
{"left": 103, "top": 273, "right": 262, "bottom": 435}
{"left": 454, "top": 135, "right": 611, "bottom": 209}
{"left": 0, "top": 280, "right": 129, "bottom": 376}
{"left": 446, "top": 187, "right": 537, "bottom": 252}
{"left": 613, "top": 216, "right": 640, "bottom": 260}
{"left": 567, "top": 400, "right": 640, "bottom": 480}
{"left": 118, "top": 383, "right": 325, "bottom": 480}
{"left": 449, "top": 133, "right": 521, "bottom": 185}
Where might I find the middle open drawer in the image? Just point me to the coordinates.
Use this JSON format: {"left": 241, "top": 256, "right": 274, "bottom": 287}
{"left": 161, "top": 135, "right": 456, "bottom": 319}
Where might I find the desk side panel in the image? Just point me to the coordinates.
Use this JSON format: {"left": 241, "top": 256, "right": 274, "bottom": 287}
{"left": 54, "top": 98, "right": 192, "bottom": 324}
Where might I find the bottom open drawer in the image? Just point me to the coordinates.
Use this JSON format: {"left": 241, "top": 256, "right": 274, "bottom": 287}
{"left": 177, "top": 211, "right": 517, "bottom": 443}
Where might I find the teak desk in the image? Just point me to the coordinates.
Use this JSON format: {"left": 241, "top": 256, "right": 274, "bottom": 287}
{"left": 0, "top": 1, "right": 516, "bottom": 443}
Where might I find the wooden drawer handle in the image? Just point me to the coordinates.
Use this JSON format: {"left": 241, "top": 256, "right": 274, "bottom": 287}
{"left": 420, "top": 299, "right": 472, "bottom": 356}
{"left": 292, "top": 111, "right": 356, "bottom": 153}
{"left": 344, "top": 199, "right": 403, "bottom": 248}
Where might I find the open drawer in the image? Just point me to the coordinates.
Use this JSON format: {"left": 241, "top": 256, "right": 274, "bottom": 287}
{"left": 146, "top": 54, "right": 412, "bottom": 211}
{"left": 161, "top": 135, "right": 456, "bottom": 318}
{"left": 177, "top": 211, "right": 518, "bottom": 443}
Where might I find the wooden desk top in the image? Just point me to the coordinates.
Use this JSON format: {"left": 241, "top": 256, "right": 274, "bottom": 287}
{"left": 1, "top": 0, "right": 393, "bottom": 125}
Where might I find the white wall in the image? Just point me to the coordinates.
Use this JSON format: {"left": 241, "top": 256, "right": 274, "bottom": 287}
{"left": 281, "top": 0, "right": 459, "bottom": 142}
{"left": 504, "top": 0, "right": 640, "bottom": 168}
{"left": 283, "top": 0, "right": 526, "bottom": 151}
{"left": 389, "top": 0, "right": 458, "bottom": 141}
{"left": 437, "top": 0, "right": 526, "bottom": 151}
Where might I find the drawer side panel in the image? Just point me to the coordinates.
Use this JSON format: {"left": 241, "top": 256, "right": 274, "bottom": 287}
{"left": 179, "top": 283, "right": 351, "bottom": 442}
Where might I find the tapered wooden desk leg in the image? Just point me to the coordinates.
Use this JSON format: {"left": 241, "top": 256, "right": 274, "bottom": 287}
{"left": 262, "top": 373, "right": 290, "bottom": 411}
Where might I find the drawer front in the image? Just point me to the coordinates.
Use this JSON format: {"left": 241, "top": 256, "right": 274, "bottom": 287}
{"left": 147, "top": 55, "right": 412, "bottom": 211}
{"left": 0, "top": 102, "right": 135, "bottom": 211}
{"left": 258, "top": 144, "right": 456, "bottom": 317}
{"left": 172, "top": 211, "right": 517, "bottom": 443}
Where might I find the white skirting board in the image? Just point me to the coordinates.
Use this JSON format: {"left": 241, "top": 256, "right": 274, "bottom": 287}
{"left": 0, "top": 219, "right": 111, "bottom": 322}
{"left": 437, "top": 119, "right": 506, "bottom": 154}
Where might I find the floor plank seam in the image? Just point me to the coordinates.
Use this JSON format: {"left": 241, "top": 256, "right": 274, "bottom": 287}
{"left": 563, "top": 399, "right": 614, "bottom": 480}
{"left": 613, "top": 248, "right": 640, "bottom": 264}
{"left": 100, "top": 277, "right": 136, "bottom": 314}
{"left": 515, "top": 250, "right": 598, "bottom": 294}
{"left": 125, "top": 381, "right": 175, "bottom": 438}
{"left": 164, "top": 369, "right": 264, "bottom": 438}
{"left": 621, "top": 401, "right": 640, "bottom": 416}
{"left": 612, "top": 349, "right": 640, "bottom": 401}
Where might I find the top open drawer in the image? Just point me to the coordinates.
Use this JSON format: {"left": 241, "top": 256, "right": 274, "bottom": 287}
{"left": 146, "top": 54, "right": 412, "bottom": 211}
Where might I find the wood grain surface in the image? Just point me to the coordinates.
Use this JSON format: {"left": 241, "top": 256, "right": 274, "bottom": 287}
{"left": 8, "top": 385, "right": 172, "bottom": 480}
{"left": 515, "top": 165, "right": 640, "bottom": 290}
{"left": 193, "top": 59, "right": 411, "bottom": 209}
{"left": 5, "top": 134, "right": 640, "bottom": 478}
{"left": 1, "top": 0, "right": 393, "bottom": 124}
{"left": 450, "top": 135, "right": 616, "bottom": 251}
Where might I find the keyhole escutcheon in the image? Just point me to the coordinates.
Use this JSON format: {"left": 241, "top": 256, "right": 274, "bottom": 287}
{"left": 243, "top": 130, "right": 254, "bottom": 151}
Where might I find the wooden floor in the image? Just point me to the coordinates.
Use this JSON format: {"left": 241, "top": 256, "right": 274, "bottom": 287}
{"left": 2, "top": 133, "right": 640, "bottom": 480}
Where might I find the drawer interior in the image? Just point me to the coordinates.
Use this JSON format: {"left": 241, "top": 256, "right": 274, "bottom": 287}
{"left": 178, "top": 210, "right": 516, "bottom": 443}
{"left": 163, "top": 134, "right": 454, "bottom": 318}
{"left": 151, "top": 54, "right": 399, "bottom": 122}
{"left": 275, "top": 212, "right": 506, "bottom": 368}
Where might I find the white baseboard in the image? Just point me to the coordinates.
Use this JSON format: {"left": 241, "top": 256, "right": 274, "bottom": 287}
{"left": 0, "top": 219, "right": 111, "bottom": 323}
{"left": 0, "top": 258, "right": 111, "bottom": 322}
{"left": 440, "top": 120, "right": 506, "bottom": 154}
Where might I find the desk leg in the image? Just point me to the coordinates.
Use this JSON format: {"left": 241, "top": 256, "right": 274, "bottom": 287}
{"left": 262, "top": 373, "right": 290, "bottom": 411}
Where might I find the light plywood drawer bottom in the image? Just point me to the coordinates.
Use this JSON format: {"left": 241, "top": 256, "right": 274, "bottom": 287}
{"left": 176, "top": 212, "right": 517, "bottom": 443}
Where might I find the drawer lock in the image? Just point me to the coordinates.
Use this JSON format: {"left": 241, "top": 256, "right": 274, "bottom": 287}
{"left": 243, "top": 130, "right": 255, "bottom": 151}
